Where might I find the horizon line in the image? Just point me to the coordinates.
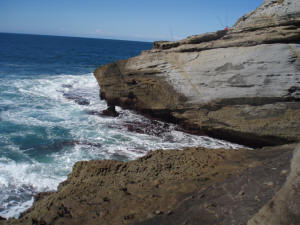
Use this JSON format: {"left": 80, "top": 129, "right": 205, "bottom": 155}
{"left": 0, "top": 31, "right": 154, "bottom": 43}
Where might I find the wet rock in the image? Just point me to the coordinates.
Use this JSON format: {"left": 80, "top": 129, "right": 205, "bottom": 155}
{"left": 0, "top": 216, "right": 6, "bottom": 221}
{"left": 62, "top": 84, "right": 73, "bottom": 88}
{"left": 63, "top": 92, "right": 90, "bottom": 105}
{"left": 122, "top": 120, "right": 170, "bottom": 136}
{"left": 85, "top": 110, "right": 102, "bottom": 116}
{"left": 34, "top": 140, "right": 102, "bottom": 153}
{"left": 102, "top": 106, "right": 119, "bottom": 117}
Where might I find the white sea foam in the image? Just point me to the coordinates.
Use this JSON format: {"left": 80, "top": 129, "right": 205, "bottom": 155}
{"left": 0, "top": 73, "right": 244, "bottom": 218}
{"left": 0, "top": 197, "right": 34, "bottom": 219}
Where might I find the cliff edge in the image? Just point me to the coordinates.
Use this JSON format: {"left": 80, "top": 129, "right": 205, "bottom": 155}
{"left": 95, "top": 0, "right": 300, "bottom": 147}
{"left": 2, "top": 1, "right": 300, "bottom": 225}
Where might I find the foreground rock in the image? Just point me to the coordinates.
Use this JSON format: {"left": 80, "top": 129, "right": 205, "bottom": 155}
{"left": 94, "top": 0, "right": 300, "bottom": 147}
{"left": 1, "top": 144, "right": 299, "bottom": 225}
{"left": 248, "top": 144, "right": 300, "bottom": 225}
{"left": 134, "top": 144, "right": 300, "bottom": 225}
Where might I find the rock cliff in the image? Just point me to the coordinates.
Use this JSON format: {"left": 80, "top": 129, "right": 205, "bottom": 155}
{"left": 2, "top": 0, "right": 300, "bottom": 224}
{"left": 94, "top": 0, "right": 300, "bottom": 147}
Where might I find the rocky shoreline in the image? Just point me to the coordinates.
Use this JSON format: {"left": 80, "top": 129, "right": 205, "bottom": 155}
{"left": 95, "top": 0, "right": 300, "bottom": 148}
{"left": 1, "top": 144, "right": 299, "bottom": 225}
{"left": 2, "top": 0, "right": 300, "bottom": 224}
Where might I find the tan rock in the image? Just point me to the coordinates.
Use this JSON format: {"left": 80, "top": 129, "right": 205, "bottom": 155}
{"left": 94, "top": 0, "right": 300, "bottom": 147}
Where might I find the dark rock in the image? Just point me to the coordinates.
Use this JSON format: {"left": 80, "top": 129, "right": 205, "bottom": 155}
{"left": 0, "top": 216, "right": 6, "bottom": 221}
{"left": 63, "top": 92, "right": 90, "bottom": 105}
{"left": 102, "top": 106, "right": 119, "bottom": 117}
{"left": 103, "top": 197, "right": 110, "bottom": 202}
{"left": 31, "top": 140, "right": 102, "bottom": 153}
{"left": 85, "top": 110, "right": 103, "bottom": 116}
{"left": 123, "top": 214, "right": 134, "bottom": 220}
{"left": 121, "top": 120, "right": 170, "bottom": 136}
{"left": 62, "top": 84, "right": 72, "bottom": 88}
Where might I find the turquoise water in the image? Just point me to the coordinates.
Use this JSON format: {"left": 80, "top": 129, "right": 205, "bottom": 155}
{"left": 0, "top": 33, "right": 242, "bottom": 218}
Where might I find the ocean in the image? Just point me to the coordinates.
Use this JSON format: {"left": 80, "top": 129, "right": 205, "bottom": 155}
{"left": 0, "top": 33, "right": 242, "bottom": 218}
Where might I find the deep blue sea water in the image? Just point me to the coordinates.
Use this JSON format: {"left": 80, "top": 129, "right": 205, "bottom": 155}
{"left": 0, "top": 33, "right": 242, "bottom": 218}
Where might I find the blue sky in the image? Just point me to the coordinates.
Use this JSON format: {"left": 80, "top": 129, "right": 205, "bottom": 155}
{"left": 0, "top": 0, "right": 263, "bottom": 42}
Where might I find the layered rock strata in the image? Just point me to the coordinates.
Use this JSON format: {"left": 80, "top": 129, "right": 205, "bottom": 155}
{"left": 94, "top": 0, "right": 300, "bottom": 147}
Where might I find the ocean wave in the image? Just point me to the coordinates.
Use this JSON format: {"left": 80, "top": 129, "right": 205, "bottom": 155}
{"left": 0, "top": 73, "right": 244, "bottom": 218}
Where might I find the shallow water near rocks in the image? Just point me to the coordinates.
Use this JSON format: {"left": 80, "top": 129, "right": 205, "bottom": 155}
{"left": 0, "top": 33, "right": 243, "bottom": 218}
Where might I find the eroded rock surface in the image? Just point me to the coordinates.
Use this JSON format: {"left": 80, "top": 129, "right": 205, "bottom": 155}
{"left": 94, "top": 0, "right": 300, "bottom": 147}
{"left": 1, "top": 144, "right": 298, "bottom": 225}
{"left": 134, "top": 144, "right": 299, "bottom": 225}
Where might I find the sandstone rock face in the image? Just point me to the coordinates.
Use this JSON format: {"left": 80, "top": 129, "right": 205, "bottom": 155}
{"left": 94, "top": 0, "right": 300, "bottom": 147}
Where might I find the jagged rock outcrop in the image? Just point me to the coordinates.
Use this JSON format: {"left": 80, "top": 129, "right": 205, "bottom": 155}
{"left": 94, "top": 0, "right": 300, "bottom": 147}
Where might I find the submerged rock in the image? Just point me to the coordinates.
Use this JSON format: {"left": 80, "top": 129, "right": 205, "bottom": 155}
{"left": 94, "top": 0, "right": 300, "bottom": 147}
{"left": 63, "top": 92, "right": 90, "bottom": 105}
{"left": 102, "top": 105, "right": 119, "bottom": 117}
